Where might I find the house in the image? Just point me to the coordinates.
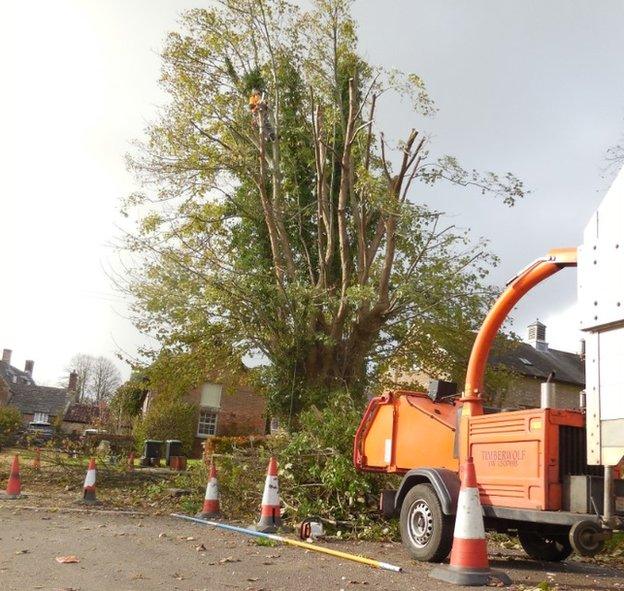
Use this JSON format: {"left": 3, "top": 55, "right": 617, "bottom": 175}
{"left": 392, "top": 320, "right": 585, "bottom": 409}
{"left": 61, "top": 402, "right": 110, "bottom": 435}
{"left": 142, "top": 377, "right": 268, "bottom": 457}
{"left": 1, "top": 349, "right": 35, "bottom": 389}
{"left": 9, "top": 384, "right": 72, "bottom": 426}
{"left": 0, "top": 348, "right": 76, "bottom": 426}
{"left": 488, "top": 320, "right": 585, "bottom": 409}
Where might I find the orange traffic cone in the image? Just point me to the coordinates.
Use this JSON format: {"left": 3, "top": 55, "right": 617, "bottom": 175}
{"left": 430, "top": 457, "right": 510, "bottom": 586}
{"left": 33, "top": 448, "right": 41, "bottom": 470}
{"left": 254, "top": 457, "right": 282, "bottom": 532}
{"left": 5, "top": 454, "right": 23, "bottom": 499}
{"left": 127, "top": 451, "right": 135, "bottom": 472}
{"left": 82, "top": 457, "right": 98, "bottom": 505}
{"left": 196, "top": 461, "right": 221, "bottom": 519}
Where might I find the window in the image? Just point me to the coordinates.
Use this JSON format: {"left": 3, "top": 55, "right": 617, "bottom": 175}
{"left": 519, "top": 357, "right": 533, "bottom": 366}
{"left": 196, "top": 383, "right": 222, "bottom": 437}
{"left": 197, "top": 407, "right": 218, "bottom": 437}
{"left": 33, "top": 412, "right": 49, "bottom": 423}
{"left": 200, "top": 383, "right": 222, "bottom": 407}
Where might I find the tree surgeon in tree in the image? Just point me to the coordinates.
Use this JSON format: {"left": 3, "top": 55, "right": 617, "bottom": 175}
{"left": 249, "top": 88, "right": 276, "bottom": 142}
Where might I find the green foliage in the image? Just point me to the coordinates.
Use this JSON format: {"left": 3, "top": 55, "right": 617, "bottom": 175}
{"left": 122, "top": 0, "right": 528, "bottom": 416}
{"left": 278, "top": 392, "right": 387, "bottom": 524}
{"left": 241, "top": 67, "right": 266, "bottom": 94}
{"left": 110, "top": 376, "right": 148, "bottom": 419}
{"left": 255, "top": 538, "right": 278, "bottom": 547}
{"left": 189, "top": 393, "right": 394, "bottom": 537}
{"left": 605, "top": 531, "right": 624, "bottom": 558}
{"left": 0, "top": 406, "right": 23, "bottom": 446}
{"left": 133, "top": 398, "right": 198, "bottom": 455}
{"left": 179, "top": 495, "right": 201, "bottom": 515}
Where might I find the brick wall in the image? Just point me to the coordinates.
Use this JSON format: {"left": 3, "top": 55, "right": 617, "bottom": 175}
{"left": 186, "top": 384, "right": 266, "bottom": 434}
{"left": 186, "top": 387, "right": 201, "bottom": 406}
{"left": 217, "top": 388, "right": 267, "bottom": 436}
{"left": 187, "top": 382, "right": 267, "bottom": 458}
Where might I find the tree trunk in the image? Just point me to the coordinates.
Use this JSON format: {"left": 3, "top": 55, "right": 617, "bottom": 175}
{"left": 300, "top": 313, "right": 383, "bottom": 395}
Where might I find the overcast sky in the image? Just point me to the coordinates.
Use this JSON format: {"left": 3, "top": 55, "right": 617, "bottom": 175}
{"left": 2, "top": 1, "right": 623, "bottom": 385}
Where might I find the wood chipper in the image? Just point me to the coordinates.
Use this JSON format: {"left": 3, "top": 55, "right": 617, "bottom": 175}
{"left": 354, "top": 168, "right": 624, "bottom": 563}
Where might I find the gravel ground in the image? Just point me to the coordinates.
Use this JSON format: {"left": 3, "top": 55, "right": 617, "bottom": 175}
{"left": 1, "top": 506, "right": 623, "bottom": 591}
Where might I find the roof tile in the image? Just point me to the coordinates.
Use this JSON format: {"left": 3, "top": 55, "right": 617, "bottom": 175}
{"left": 8, "top": 384, "right": 71, "bottom": 416}
{"left": 490, "top": 341, "right": 584, "bottom": 386}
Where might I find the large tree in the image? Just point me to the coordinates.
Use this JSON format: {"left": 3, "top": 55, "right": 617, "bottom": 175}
{"left": 122, "top": 0, "right": 526, "bottom": 414}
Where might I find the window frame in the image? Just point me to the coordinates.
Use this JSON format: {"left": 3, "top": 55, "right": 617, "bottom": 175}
{"left": 197, "top": 406, "right": 219, "bottom": 437}
{"left": 33, "top": 412, "right": 50, "bottom": 423}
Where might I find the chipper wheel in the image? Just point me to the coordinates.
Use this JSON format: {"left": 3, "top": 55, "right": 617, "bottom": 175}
{"left": 518, "top": 529, "right": 573, "bottom": 562}
{"left": 569, "top": 520, "right": 605, "bottom": 557}
{"left": 399, "top": 483, "right": 454, "bottom": 562}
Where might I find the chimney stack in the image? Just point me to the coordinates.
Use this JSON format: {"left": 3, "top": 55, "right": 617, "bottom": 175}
{"left": 24, "top": 360, "right": 34, "bottom": 376}
{"left": 2, "top": 349, "right": 12, "bottom": 364}
{"left": 68, "top": 370, "right": 79, "bottom": 393}
{"left": 527, "top": 319, "right": 548, "bottom": 352}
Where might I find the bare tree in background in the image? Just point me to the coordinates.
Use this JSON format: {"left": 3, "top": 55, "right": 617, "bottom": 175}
{"left": 64, "top": 353, "right": 94, "bottom": 402}
{"left": 606, "top": 143, "right": 624, "bottom": 169}
{"left": 63, "top": 354, "right": 122, "bottom": 403}
{"left": 91, "top": 356, "right": 122, "bottom": 403}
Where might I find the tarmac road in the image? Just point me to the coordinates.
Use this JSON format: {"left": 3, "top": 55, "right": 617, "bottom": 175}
{"left": 0, "top": 507, "right": 623, "bottom": 591}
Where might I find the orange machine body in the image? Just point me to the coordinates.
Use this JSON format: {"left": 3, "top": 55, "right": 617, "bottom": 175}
{"left": 468, "top": 407, "right": 586, "bottom": 511}
{"left": 354, "top": 391, "right": 458, "bottom": 474}
{"left": 354, "top": 394, "right": 589, "bottom": 511}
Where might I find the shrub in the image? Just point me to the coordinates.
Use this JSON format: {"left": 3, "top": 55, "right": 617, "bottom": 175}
{"left": 202, "top": 435, "right": 269, "bottom": 462}
{"left": 110, "top": 378, "right": 148, "bottom": 420}
{"left": 133, "top": 398, "right": 198, "bottom": 455}
{"left": 278, "top": 392, "right": 389, "bottom": 526}
{"left": 0, "top": 406, "right": 24, "bottom": 446}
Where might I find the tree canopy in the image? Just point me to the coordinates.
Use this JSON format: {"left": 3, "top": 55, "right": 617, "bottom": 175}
{"left": 121, "top": 0, "right": 526, "bottom": 416}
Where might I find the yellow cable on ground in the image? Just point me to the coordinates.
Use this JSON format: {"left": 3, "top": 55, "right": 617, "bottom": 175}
{"left": 171, "top": 513, "right": 403, "bottom": 573}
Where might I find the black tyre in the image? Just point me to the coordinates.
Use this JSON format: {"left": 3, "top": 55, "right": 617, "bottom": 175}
{"left": 569, "top": 520, "right": 605, "bottom": 557}
{"left": 518, "top": 530, "right": 573, "bottom": 562}
{"left": 399, "top": 483, "right": 454, "bottom": 562}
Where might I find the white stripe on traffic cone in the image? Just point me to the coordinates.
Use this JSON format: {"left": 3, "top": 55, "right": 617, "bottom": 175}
{"left": 430, "top": 457, "right": 511, "bottom": 586}
{"left": 254, "top": 457, "right": 282, "bottom": 532}
{"left": 82, "top": 457, "right": 98, "bottom": 505}
{"left": 197, "top": 461, "right": 221, "bottom": 518}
